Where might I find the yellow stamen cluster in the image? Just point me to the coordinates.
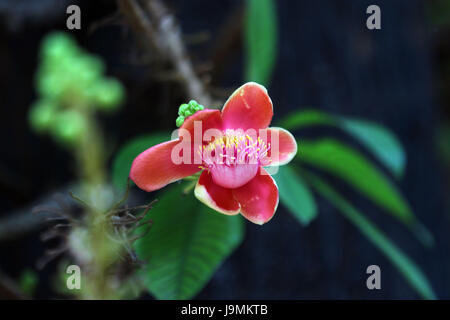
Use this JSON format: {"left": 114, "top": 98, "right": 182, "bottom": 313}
{"left": 198, "top": 131, "right": 270, "bottom": 168}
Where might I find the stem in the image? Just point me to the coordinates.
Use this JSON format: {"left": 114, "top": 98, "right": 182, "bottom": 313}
{"left": 76, "top": 111, "right": 106, "bottom": 189}
{"left": 73, "top": 110, "right": 123, "bottom": 299}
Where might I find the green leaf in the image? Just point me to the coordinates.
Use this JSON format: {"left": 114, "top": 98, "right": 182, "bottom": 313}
{"left": 297, "top": 138, "right": 433, "bottom": 247}
{"left": 134, "top": 183, "right": 244, "bottom": 300}
{"left": 111, "top": 133, "right": 169, "bottom": 191}
{"left": 278, "top": 109, "right": 406, "bottom": 178}
{"left": 297, "top": 138, "right": 413, "bottom": 224}
{"left": 245, "top": 0, "right": 278, "bottom": 85}
{"left": 278, "top": 109, "right": 333, "bottom": 130}
{"left": 274, "top": 165, "right": 317, "bottom": 225}
{"left": 303, "top": 170, "right": 436, "bottom": 299}
{"left": 338, "top": 118, "right": 405, "bottom": 178}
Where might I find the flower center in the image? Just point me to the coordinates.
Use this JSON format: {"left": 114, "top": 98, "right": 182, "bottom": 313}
{"left": 198, "top": 130, "right": 270, "bottom": 189}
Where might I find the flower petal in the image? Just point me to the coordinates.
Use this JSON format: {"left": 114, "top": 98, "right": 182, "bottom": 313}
{"left": 179, "top": 108, "right": 222, "bottom": 139}
{"left": 260, "top": 127, "right": 298, "bottom": 166}
{"left": 178, "top": 108, "right": 223, "bottom": 166}
{"left": 130, "top": 139, "right": 200, "bottom": 192}
{"left": 233, "top": 168, "right": 279, "bottom": 224}
{"left": 221, "top": 82, "right": 273, "bottom": 131}
{"left": 210, "top": 163, "right": 259, "bottom": 189}
{"left": 194, "top": 170, "right": 241, "bottom": 215}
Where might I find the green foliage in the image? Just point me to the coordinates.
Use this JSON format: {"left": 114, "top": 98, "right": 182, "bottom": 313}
{"left": 18, "top": 269, "right": 38, "bottom": 297}
{"left": 91, "top": 78, "right": 125, "bottom": 111}
{"left": 275, "top": 129, "right": 435, "bottom": 297}
{"left": 111, "top": 133, "right": 169, "bottom": 191}
{"left": 176, "top": 100, "right": 205, "bottom": 127}
{"left": 29, "top": 32, "right": 125, "bottom": 146}
{"left": 298, "top": 138, "right": 412, "bottom": 224}
{"left": 279, "top": 110, "right": 405, "bottom": 177}
{"left": 28, "top": 99, "right": 58, "bottom": 133}
{"left": 245, "top": 0, "right": 277, "bottom": 85}
{"left": 278, "top": 109, "right": 333, "bottom": 129}
{"left": 134, "top": 183, "right": 244, "bottom": 300}
{"left": 338, "top": 118, "right": 405, "bottom": 178}
{"left": 435, "top": 123, "right": 450, "bottom": 165}
{"left": 274, "top": 165, "right": 317, "bottom": 226}
{"left": 51, "top": 110, "right": 87, "bottom": 145}
{"left": 303, "top": 170, "right": 436, "bottom": 300}
{"left": 426, "top": 0, "right": 450, "bottom": 27}
{"left": 278, "top": 110, "right": 433, "bottom": 247}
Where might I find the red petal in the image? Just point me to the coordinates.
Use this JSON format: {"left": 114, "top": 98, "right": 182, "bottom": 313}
{"left": 260, "top": 127, "right": 298, "bottom": 166}
{"left": 179, "top": 108, "right": 222, "bottom": 139}
{"left": 179, "top": 109, "right": 223, "bottom": 165}
{"left": 130, "top": 140, "right": 200, "bottom": 192}
{"left": 232, "top": 168, "right": 279, "bottom": 224}
{"left": 221, "top": 82, "right": 273, "bottom": 131}
{"left": 194, "top": 170, "right": 241, "bottom": 215}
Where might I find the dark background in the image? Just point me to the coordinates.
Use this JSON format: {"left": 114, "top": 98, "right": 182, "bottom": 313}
{"left": 0, "top": 0, "right": 449, "bottom": 299}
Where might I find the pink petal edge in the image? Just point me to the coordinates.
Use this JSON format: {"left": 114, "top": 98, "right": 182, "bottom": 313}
{"left": 232, "top": 168, "right": 279, "bottom": 225}
{"left": 262, "top": 127, "right": 298, "bottom": 166}
{"left": 221, "top": 82, "right": 273, "bottom": 131}
{"left": 130, "top": 139, "right": 200, "bottom": 192}
{"left": 194, "top": 170, "right": 241, "bottom": 215}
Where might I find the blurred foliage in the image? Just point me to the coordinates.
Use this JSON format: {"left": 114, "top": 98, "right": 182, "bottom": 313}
{"left": 29, "top": 32, "right": 132, "bottom": 299}
{"left": 298, "top": 138, "right": 411, "bottom": 224}
{"left": 427, "top": 0, "right": 450, "bottom": 27}
{"left": 280, "top": 110, "right": 406, "bottom": 178}
{"left": 302, "top": 170, "right": 436, "bottom": 300}
{"left": 135, "top": 182, "right": 244, "bottom": 300}
{"left": 273, "top": 108, "right": 435, "bottom": 297}
{"left": 274, "top": 112, "right": 435, "bottom": 298}
{"left": 29, "top": 32, "right": 124, "bottom": 146}
{"left": 242, "top": 0, "right": 435, "bottom": 298}
{"left": 244, "top": 0, "right": 277, "bottom": 85}
{"left": 276, "top": 165, "right": 317, "bottom": 226}
{"left": 18, "top": 269, "right": 38, "bottom": 297}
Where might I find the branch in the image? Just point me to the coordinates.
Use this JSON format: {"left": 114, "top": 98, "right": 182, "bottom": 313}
{"left": 118, "top": 0, "right": 216, "bottom": 107}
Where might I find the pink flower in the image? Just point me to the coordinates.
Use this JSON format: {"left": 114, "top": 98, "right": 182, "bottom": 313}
{"left": 130, "top": 82, "right": 297, "bottom": 224}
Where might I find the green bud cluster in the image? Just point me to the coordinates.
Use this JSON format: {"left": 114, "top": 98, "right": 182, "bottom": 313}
{"left": 176, "top": 100, "right": 204, "bottom": 127}
{"left": 29, "top": 32, "right": 125, "bottom": 145}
